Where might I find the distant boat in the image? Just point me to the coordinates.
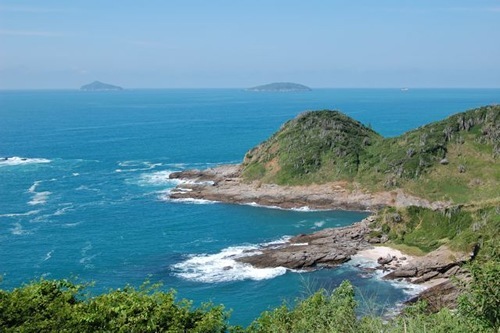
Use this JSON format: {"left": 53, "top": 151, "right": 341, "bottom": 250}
{"left": 400, "top": 88, "right": 409, "bottom": 92}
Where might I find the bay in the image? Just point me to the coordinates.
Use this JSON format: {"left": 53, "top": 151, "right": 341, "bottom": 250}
{"left": 1, "top": 88, "right": 499, "bottom": 325}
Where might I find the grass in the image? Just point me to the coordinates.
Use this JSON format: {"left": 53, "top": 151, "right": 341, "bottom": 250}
{"left": 241, "top": 105, "right": 499, "bottom": 204}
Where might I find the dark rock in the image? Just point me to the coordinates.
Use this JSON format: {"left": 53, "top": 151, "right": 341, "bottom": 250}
{"left": 405, "top": 279, "right": 464, "bottom": 312}
{"left": 236, "top": 221, "right": 371, "bottom": 270}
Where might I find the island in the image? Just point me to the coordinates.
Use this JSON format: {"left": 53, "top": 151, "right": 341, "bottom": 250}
{"left": 80, "top": 81, "right": 123, "bottom": 91}
{"left": 246, "top": 82, "right": 311, "bottom": 92}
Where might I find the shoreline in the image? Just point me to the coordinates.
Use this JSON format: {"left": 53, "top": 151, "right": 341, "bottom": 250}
{"left": 168, "top": 164, "right": 448, "bottom": 212}
{"left": 167, "top": 164, "right": 470, "bottom": 311}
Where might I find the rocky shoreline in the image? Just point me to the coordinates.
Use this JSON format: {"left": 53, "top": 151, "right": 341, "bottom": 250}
{"left": 167, "top": 164, "right": 470, "bottom": 311}
{"left": 168, "top": 164, "right": 448, "bottom": 211}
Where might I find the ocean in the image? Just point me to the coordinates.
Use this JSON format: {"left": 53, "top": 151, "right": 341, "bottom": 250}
{"left": 1, "top": 88, "right": 499, "bottom": 325}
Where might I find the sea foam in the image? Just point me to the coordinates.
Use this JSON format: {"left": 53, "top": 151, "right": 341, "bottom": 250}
{"left": 0, "top": 156, "right": 51, "bottom": 166}
{"left": 27, "top": 181, "right": 51, "bottom": 206}
{"left": 172, "top": 245, "right": 287, "bottom": 283}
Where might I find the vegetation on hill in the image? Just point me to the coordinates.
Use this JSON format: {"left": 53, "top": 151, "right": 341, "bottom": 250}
{"left": 372, "top": 201, "right": 500, "bottom": 254}
{"left": 242, "top": 105, "right": 499, "bottom": 204}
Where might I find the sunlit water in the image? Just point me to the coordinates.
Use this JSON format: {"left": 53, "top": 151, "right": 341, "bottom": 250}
{"left": 1, "top": 88, "right": 498, "bottom": 325}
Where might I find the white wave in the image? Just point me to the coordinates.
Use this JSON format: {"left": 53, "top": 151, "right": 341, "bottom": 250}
{"left": 72, "top": 173, "right": 80, "bottom": 176}
{"left": 138, "top": 170, "right": 178, "bottom": 186}
{"left": 26, "top": 180, "right": 51, "bottom": 205}
{"left": 28, "top": 191, "right": 51, "bottom": 206}
{"left": 28, "top": 181, "right": 41, "bottom": 193}
{"left": 43, "top": 250, "right": 54, "bottom": 262}
{"left": 312, "top": 221, "right": 326, "bottom": 229}
{"left": 245, "top": 202, "right": 282, "bottom": 210}
{"left": 169, "top": 197, "right": 218, "bottom": 205}
{"left": 291, "top": 206, "right": 313, "bottom": 212}
{"left": 348, "top": 257, "right": 427, "bottom": 297}
{"left": 116, "top": 161, "right": 162, "bottom": 173}
{"left": 61, "top": 222, "right": 82, "bottom": 228}
{"left": 172, "top": 245, "right": 287, "bottom": 283}
{"left": 0, "top": 156, "right": 51, "bottom": 166}
{"left": 0, "top": 210, "right": 40, "bottom": 218}
{"left": 244, "top": 202, "right": 327, "bottom": 212}
{"left": 155, "top": 189, "right": 218, "bottom": 205}
{"left": 10, "top": 222, "right": 32, "bottom": 235}
{"left": 54, "top": 205, "right": 73, "bottom": 216}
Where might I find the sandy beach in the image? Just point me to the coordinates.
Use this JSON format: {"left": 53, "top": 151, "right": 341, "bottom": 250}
{"left": 353, "top": 245, "right": 414, "bottom": 267}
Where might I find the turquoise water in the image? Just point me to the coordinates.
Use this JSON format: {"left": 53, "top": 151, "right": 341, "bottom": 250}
{"left": 1, "top": 89, "right": 499, "bottom": 325}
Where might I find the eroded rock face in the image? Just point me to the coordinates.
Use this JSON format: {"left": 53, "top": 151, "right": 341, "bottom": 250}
{"left": 405, "top": 277, "right": 469, "bottom": 312}
{"left": 236, "top": 219, "right": 373, "bottom": 270}
{"left": 383, "top": 245, "right": 472, "bottom": 282}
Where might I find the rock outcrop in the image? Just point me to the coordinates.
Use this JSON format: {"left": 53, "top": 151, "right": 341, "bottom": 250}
{"left": 383, "top": 245, "right": 473, "bottom": 283}
{"left": 236, "top": 218, "right": 374, "bottom": 270}
{"left": 168, "top": 165, "right": 444, "bottom": 211}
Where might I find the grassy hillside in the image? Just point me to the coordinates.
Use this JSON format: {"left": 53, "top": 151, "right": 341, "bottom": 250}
{"left": 242, "top": 105, "right": 500, "bottom": 204}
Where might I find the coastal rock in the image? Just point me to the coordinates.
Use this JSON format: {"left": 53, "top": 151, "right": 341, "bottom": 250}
{"left": 236, "top": 220, "right": 373, "bottom": 270}
{"left": 377, "top": 254, "right": 393, "bottom": 265}
{"left": 167, "top": 164, "right": 444, "bottom": 211}
{"left": 383, "top": 245, "right": 471, "bottom": 283}
{"left": 405, "top": 278, "right": 466, "bottom": 312}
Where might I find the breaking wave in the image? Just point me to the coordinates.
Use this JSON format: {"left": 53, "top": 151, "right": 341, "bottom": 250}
{"left": 172, "top": 243, "right": 288, "bottom": 283}
{"left": 0, "top": 156, "right": 51, "bottom": 166}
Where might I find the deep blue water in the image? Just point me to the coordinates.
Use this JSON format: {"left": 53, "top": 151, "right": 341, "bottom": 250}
{"left": 1, "top": 89, "right": 499, "bottom": 325}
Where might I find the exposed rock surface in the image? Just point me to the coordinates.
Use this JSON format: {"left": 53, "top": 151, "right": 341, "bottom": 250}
{"left": 168, "top": 164, "right": 446, "bottom": 211}
{"left": 383, "top": 245, "right": 472, "bottom": 283}
{"left": 405, "top": 277, "right": 469, "bottom": 312}
{"left": 237, "top": 218, "right": 374, "bottom": 270}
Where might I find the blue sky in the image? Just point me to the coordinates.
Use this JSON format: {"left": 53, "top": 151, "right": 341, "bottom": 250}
{"left": 1, "top": 0, "right": 499, "bottom": 88}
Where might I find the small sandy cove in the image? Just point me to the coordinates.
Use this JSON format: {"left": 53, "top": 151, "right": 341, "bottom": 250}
{"left": 352, "top": 246, "right": 448, "bottom": 288}
{"left": 353, "top": 246, "right": 413, "bottom": 266}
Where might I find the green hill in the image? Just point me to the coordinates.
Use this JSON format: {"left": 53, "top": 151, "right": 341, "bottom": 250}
{"left": 242, "top": 105, "right": 500, "bottom": 204}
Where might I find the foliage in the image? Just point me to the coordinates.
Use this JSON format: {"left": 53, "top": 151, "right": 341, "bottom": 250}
{"left": 458, "top": 239, "right": 500, "bottom": 331}
{"left": 375, "top": 203, "right": 499, "bottom": 253}
{"left": 1, "top": 277, "right": 499, "bottom": 332}
{"left": 0, "top": 280, "right": 228, "bottom": 333}
{"left": 242, "top": 105, "right": 500, "bottom": 203}
{"left": 246, "top": 280, "right": 357, "bottom": 333}
{"left": 243, "top": 110, "right": 382, "bottom": 184}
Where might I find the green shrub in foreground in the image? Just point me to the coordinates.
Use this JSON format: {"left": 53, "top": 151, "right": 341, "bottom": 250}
{"left": 0, "top": 280, "right": 228, "bottom": 333}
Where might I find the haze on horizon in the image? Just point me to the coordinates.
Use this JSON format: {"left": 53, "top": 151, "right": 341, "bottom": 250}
{"left": 1, "top": 0, "right": 499, "bottom": 89}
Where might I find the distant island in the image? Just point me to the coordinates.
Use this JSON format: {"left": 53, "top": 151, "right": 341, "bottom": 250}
{"left": 246, "top": 82, "right": 311, "bottom": 92}
{"left": 80, "top": 81, "right": 123, "bottom": 91}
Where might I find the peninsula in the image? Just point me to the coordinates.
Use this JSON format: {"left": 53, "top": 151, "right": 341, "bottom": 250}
{"left": 246, "top": 82, "right": 312, "bottom": 92}
{"left": 80, "top": 81, "right": 123, "bottom": 91}
{"left": 168, "top": 105, "right": 499, "bottom": 311}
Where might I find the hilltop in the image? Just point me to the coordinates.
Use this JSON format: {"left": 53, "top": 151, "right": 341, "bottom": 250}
{"left": 246, "top": 82, "right": 312, "bottom": 92}
{"left": 80, "top": 81, "right": 123, "bottom": 91}
{"left": 242, "top": 105, "right": 499, "bottom": 204}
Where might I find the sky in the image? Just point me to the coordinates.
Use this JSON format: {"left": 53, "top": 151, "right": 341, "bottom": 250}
{"left": 1, "top": 0, "right": 500, "bottom": 89}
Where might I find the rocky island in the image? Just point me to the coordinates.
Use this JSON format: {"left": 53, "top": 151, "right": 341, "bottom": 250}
{"left": 168, "top": 105, "right": 499, "bottom": 312}
{"left": 246, "top": 82, "right": 312, "bottom": 92}
{"left": 80, "top": 80, "right": 123, "bottom": 91}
